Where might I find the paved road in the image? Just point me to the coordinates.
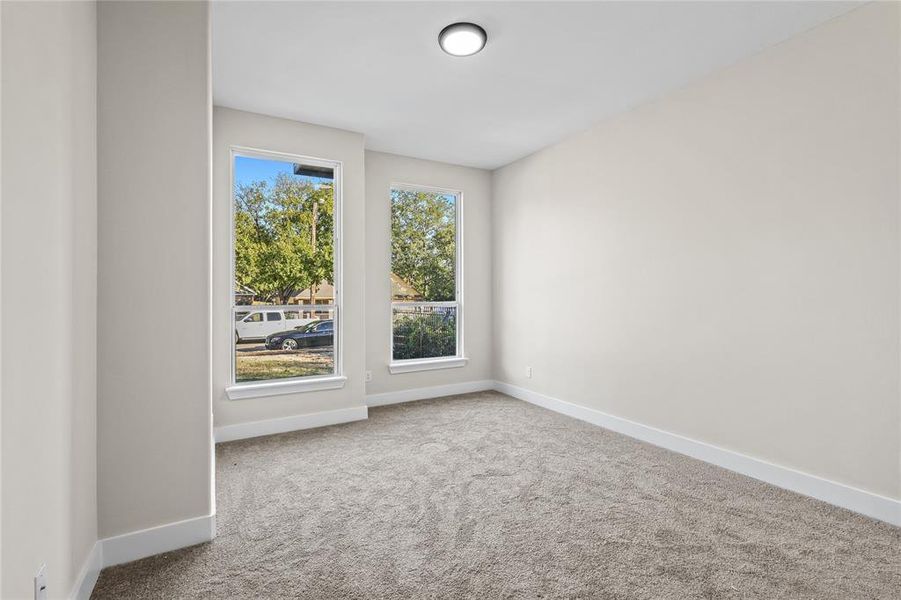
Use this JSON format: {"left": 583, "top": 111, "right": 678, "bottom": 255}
{"left": 236, "top": 340, "right": 334, "bottom": 355}
{"left": 236, "top": 341, "right": 267, "bottom": 353}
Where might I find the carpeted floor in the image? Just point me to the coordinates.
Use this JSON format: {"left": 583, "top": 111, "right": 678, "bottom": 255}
{"left": 92, "top": 391, "right": 900, "bottom": 599}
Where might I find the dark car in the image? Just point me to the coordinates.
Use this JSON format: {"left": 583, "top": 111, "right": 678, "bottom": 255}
{"left": 265, "top": 320, "right": 334, "bottom": 351}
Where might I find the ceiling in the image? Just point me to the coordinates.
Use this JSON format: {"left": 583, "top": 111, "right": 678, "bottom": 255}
{"left": 213, "top": 1, "right": 859, "bottom": 170}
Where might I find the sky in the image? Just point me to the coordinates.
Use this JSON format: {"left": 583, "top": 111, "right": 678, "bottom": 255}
{"left": 235, "top": 155, "right": 456, "bottom": 208}
{"left": 234, "top": 155, "right": 331, "bottom": 188}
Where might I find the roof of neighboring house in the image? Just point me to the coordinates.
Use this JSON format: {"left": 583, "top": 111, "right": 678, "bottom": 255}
{"left": 391, "top": 273, "right": 421, "bottom": 300}
{"left": 237, "top": 275, "right": 421, "bottom": 302}
{"left": 291, "top": 281, "right": 335, "bottom": 301}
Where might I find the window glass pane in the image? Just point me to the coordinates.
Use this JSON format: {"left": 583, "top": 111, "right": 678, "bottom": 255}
{"left": 390, "top": 189, "right": 456, "bottom": 302}
{"left": 234, "top": 318, "right": 335, "bottom": 383}
{"left": 233, "top": 154, "right": 336, "bottom": 382}
{"left": 390, "top": 187, "right": 458, "bottom": 361}
{"left": 392, "top": 305, "right": 457, "bottom": 360}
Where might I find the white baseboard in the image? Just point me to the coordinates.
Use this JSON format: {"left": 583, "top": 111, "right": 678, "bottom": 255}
{"left": 101, "top": 513, "right": 216, "bottom": 568}
{"left": 69, "top": 540, "right": 102, "bottom": 600}
{"left": 494, "top": 381, "right": 901, "bottom": 527}
{"left": 214, "top": 405, "right": 368, "bottom": 443}
{"left": 366, "top": 379, "right": 494, "bottom": 407}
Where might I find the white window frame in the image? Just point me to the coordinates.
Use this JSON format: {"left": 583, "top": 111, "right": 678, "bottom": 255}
{"left": 388, "top": 183, "right": 467, "bottom": 374}
{"left": 226, "top": 146, "right": 345, "bottom": 400}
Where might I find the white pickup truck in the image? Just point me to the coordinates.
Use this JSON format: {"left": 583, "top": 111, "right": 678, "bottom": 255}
{"left": 235, "top": 309, "right": 315, "bottom": 342}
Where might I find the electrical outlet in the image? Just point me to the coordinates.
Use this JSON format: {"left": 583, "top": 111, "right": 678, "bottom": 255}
{"left": 364, "top": 370, "right": 372, "bottom": 382}
{"left": 34, "top": 564, "right": 47, "bottom": 600}
{"left": 526, "top": 366, "right": 532, "bottom": 378}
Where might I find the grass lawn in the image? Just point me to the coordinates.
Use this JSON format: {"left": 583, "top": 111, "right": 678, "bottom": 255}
{"left": 235, "top": 344, "right": 334, "bottom": 382}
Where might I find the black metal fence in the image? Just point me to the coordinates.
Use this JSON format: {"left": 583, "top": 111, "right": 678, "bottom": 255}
{"left": 391, "top": 304, "right": 457, "bottom": 360}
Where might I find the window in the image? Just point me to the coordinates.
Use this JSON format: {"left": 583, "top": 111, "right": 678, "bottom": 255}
{"left": 228, "top": 149, "right": 344, "bottom": 396}
{"left": 389, "top": 185, "right": 465, "bottom": 372}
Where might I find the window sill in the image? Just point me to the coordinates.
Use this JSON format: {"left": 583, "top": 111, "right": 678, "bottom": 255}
{"left": 226, "top": 375, "right": 347, "bottom": 400}
{"left": 389, "top": 357, "right": 468, "bottom": 374}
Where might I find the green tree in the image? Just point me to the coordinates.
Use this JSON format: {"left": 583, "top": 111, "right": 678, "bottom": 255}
{"left": 234, "top": 174, "right": 334, "bottom": 304}
{"left": 390, "top": 189, "right": 456, "bottom": 301}
{"left": 392, "top": 311, "right": 456, "bottom": 360}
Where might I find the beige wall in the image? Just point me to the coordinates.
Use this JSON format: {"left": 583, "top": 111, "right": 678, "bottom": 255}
{"left": 98, "top": 1, "right": 212, "bottom": 537}
{"left": 1, "top": 1, "right": 97, "bottom": 597}
{"left": 213, "top": 107, "right": 367, "bottom": 426}
{"left": 492, "top": 2, "right": 900, "bottom": 500}
{"left": 365, "top": 151, "right": 493, "bottom": 394}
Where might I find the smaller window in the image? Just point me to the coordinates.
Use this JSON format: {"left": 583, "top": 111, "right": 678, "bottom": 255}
{"left": 390, "top": 185, "right": 461, "bottom": 364}
{"left": 284, "top": 311, "right": 300, "bottom": 320}
{"left": 266, "top": 312, "right": 282, "bottom": 322}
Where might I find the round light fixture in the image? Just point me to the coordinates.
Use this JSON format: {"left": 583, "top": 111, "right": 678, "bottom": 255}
{"left": 438, "top": 22, "right": 487, "bottom": 57}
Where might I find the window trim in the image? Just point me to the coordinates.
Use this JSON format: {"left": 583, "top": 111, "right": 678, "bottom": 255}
{"left": 388, "top": 182, "right": 464, "bottom": 373}
{"left": 226, "top": 375, "right": 348, "bottom": 400}
{"left": 388, "top": 357, "right": 468, "bottom": 374}
{"left": 226, "top": 146, "right": 344, "bottom": 398}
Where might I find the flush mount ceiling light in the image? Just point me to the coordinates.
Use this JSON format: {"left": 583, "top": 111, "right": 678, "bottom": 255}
{"left": 438, "top": 22, "right": 487, "bottom": 57}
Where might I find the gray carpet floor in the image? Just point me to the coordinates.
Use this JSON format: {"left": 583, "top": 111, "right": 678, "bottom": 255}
{"left": 92, "top": 391, "right": 900, "bottom": 599}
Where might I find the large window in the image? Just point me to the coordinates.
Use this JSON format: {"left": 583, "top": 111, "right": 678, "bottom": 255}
{"left": 390, "top": 185, "right": 463, "bottom": 371}
{"left": 230, "top": 149, "right": 342, "bottom": 393}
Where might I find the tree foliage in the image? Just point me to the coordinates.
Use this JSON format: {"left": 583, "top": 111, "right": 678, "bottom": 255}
{"left": 390, "top": 189, "right": 456, "bottom": 301}
{"left": 392, "top": 311, "right": 457, "bottom": 360}
{"left": 234, "top": 174, "right": 334, "bottom": 304}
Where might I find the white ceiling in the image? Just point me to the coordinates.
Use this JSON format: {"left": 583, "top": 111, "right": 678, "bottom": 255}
{"left": 213, "top": 1, "right": 859, "bottom": 170}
